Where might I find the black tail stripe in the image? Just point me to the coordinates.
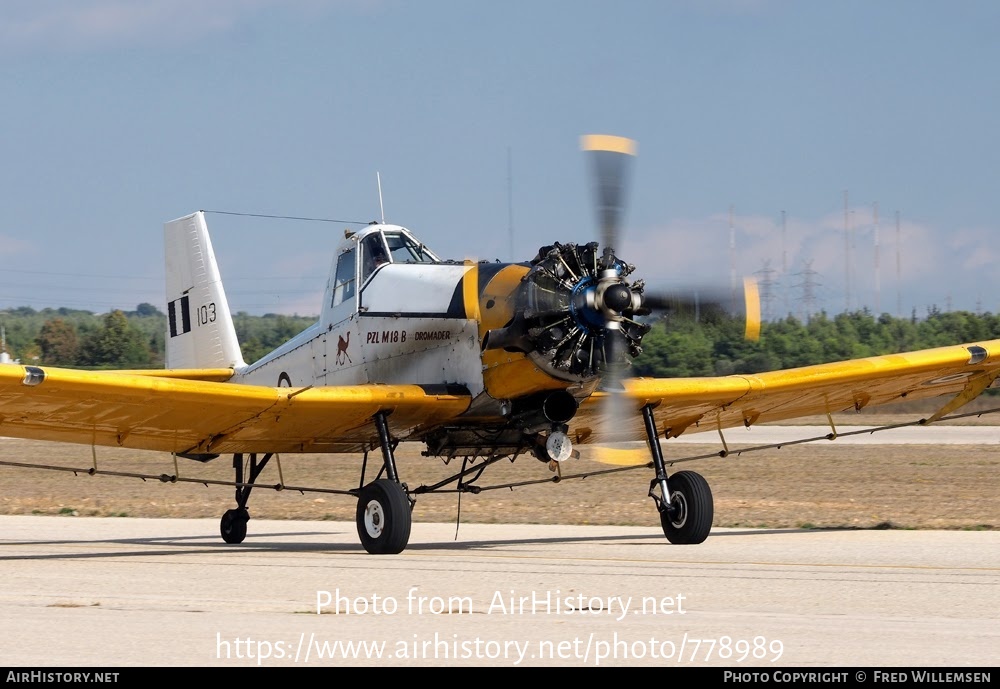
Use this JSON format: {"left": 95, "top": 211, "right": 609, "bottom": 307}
{"left": 180, "top": 296, "right": 191, "bottom": 334}
{"left": 168, "top": 300, "right": 178, "bottom": 338}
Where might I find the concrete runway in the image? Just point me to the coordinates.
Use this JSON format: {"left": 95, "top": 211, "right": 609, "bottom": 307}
{"left": 0, "top": 515, "right": 996, "bottom": 667}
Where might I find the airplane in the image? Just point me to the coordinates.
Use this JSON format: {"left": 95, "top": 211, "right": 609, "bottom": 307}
{"left": 2, "top": 133, "right": 1000, "bottom": 555}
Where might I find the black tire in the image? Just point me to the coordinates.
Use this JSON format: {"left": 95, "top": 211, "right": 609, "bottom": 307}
{"left": 356, "top": 479, "right": 412, "bottom": 554}
{"left": 660, "top": 471, "right": 713, "bottom": 545}
{"left": 220, "top": 508, "right": 249, "bottom": 544}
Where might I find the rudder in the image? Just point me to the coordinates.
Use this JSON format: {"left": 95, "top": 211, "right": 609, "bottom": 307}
{"left": 164, "top": 211, "right": 246, "bottom": 370}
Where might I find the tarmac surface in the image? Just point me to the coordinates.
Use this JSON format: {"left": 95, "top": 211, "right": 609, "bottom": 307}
{"left": 0, "top": 515, "right": 997, "bottom": 668}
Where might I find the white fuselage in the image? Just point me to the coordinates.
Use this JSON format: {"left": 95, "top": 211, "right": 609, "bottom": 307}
{"left": 235, "top": 266, "right": 484, "bottom": 394}
{"left": 232, "top": 226, "right": 485, "bottom": 397}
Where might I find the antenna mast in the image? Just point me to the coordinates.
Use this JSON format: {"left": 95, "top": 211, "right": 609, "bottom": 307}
{"left": 507, "top": 146, "right": 514, "bottom": 262}
{"left": 377, "top": 172, "right": 385, "bottom": 223}
{"left": 844, "top": 190, "right": 851, "bottom": 312}
{"left": 729, "top": 205, "right": 736, "bottom": 311}
{"left": 873, "top": 201, "right": 880, "bottom": 314}
{"left": 755, "top": 260, "right": 778, "bottom": 322}
{"left": 896, "top": 211, "right": 902, "bottom": 317}
{"left": 781, "top": 210, "right": 788, "bottom": 319}
{"left": 795, "top": 259, "right": 820, "bottom": 324}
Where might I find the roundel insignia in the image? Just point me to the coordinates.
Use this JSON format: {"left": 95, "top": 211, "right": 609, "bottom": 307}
{"left": 922, "top": 371, "right": 981, "bottom": 386}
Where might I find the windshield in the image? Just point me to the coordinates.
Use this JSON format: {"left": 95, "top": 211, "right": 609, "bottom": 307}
{"left": 384, "top": 231, "right": 437, "bottom": 263}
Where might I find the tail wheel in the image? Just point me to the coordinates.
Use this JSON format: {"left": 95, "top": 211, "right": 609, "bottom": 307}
{"left": 660, "top": 471, "right": 713, "bottom": 545}
{"left": 220, "top": 508, "right": 249, "bottom": 544}
{"left": 356, "top": 479, "right": 412, "bottom": 554}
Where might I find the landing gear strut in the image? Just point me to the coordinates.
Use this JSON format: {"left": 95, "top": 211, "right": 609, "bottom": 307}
{"left": 219, "top": 452, "right": 273, "bottom": 545}
{"left": 213, "top": 412, "right": 413, "bottom": 553}
{"left": 641, "top": 405, "right": 713, "bottom": 544}
{"left": 355, "top": 411, "right": 412, "bottom": 554}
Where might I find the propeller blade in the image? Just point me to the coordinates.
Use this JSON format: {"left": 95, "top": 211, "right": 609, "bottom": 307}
{"left": 572, "top": 134, "right": 760, "bottom": 468}
{"left": 579, "top": 135, "right": 642, "bottom": 449}
{"left": 578, "top": 443, "right": 649, "bottom": 466}
{"left": 580, "top": 134, "right": 637, "bottom": 254}
{"left": 640, "top": 276, "right": 761, "bottom": 341}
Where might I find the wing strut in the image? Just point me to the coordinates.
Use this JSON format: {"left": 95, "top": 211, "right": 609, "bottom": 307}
{"left": 926, "top": 370, "right": 1000, "bottom": 423}
{"left": 826, "top": 412, "right": 838, "bottom": 440}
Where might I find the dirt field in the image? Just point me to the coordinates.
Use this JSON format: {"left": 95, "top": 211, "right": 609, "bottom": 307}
{"left": 1, "top": 410, "right": 997, "bottom": 532}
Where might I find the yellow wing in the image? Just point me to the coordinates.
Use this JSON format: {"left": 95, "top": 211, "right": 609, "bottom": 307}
{"left": 573, "top": 340, "right": 1000, "bottom": 444}
{"left": 0, "top": 365, "right": 471, "bottom": 455}
{"left": 4, "top": 339, "right": 999, "bottom": 460}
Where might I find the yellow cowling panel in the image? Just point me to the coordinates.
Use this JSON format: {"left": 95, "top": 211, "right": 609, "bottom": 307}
{"left": 477, "top": 264, "right": 528, "bottom": 337}
{"left": 573, "top": 340, "right": 1000, "bottom": 443}
{"left": 0, "top": 365, "right": 471, "bottom": 454}
{"left": 477, "top": 264, "right": 566, "bottom": 399}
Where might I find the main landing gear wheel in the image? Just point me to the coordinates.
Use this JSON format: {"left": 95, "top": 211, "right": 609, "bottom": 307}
{"left": 660, "top": 471, "right": 713, "bottom": 545}
{"left": 220, "top": 508, "right": 249, "bottom": 545}
{"left": 356, "top": 479, "right": 412, "bottom": 555}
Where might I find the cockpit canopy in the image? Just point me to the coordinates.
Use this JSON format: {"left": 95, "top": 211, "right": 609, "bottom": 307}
{"left": 330, "top": 225, "right": 440, "bottom": 309}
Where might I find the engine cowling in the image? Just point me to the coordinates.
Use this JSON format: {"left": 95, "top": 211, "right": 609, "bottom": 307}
{"left": 483, "top": 242, "right": 651, "bottom": 384}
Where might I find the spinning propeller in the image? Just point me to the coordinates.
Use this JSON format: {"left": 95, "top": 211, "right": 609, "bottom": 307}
{"left": 480, "top": 134, "right": 760, "bottom": 462}
{"left": 579, "top": 134, "right": 761, "bottom": 459}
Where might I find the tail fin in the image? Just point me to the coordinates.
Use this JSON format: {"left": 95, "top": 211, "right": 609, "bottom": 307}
{"left": 164, "top": 211, "right": 246, "bottom": 370}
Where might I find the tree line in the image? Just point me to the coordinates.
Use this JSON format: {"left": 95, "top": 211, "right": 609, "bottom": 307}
{"left": 631, "top": 307, "right": 1000, "bottom": 377}
{"left": 0, "top": 304, "right": 314, "bottom": 369}
{"left": 1, "top": 303, "right": 996, "bottom": 375}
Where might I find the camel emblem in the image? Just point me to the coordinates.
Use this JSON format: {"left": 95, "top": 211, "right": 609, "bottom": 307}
{"left": 336, "top": 332, "right": 352, "bottom": 365}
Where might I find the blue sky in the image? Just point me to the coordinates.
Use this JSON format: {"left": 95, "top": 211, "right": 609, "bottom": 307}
{"left": 1, "top": 0, "right": 998, "bottom": 319}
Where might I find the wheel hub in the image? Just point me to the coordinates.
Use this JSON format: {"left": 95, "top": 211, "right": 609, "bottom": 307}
{"left": 364, "top": 500, "right": 385, "bottom": 538}
{"left": 668, "top": 491, "right": 688, "bottom": 529}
